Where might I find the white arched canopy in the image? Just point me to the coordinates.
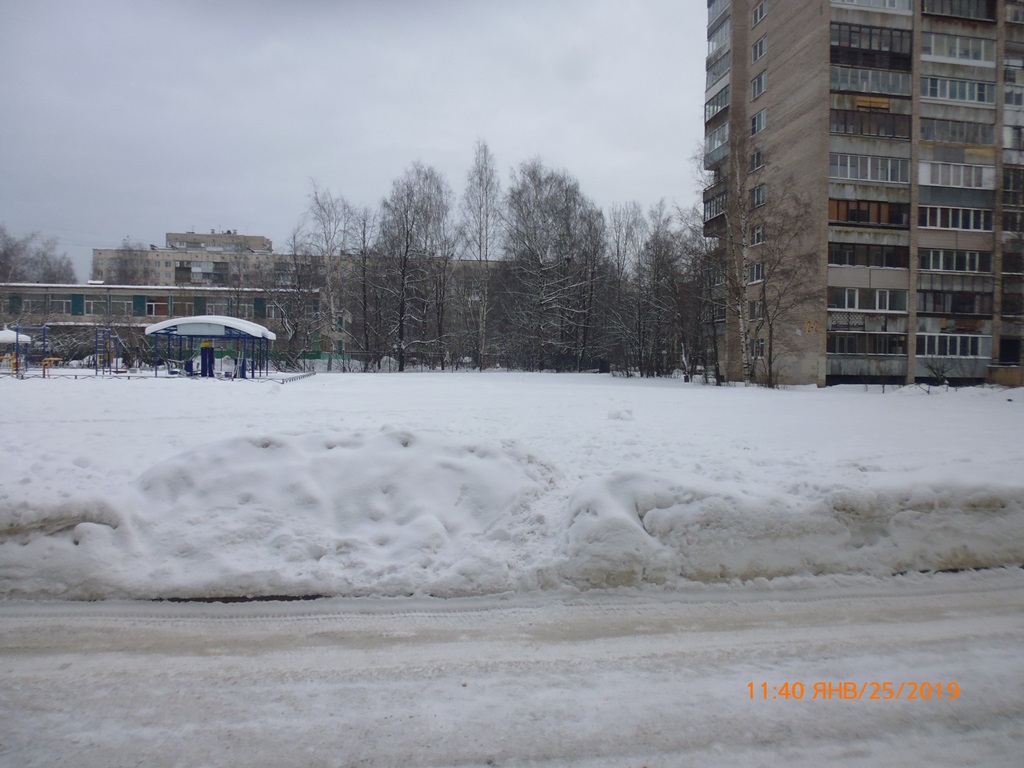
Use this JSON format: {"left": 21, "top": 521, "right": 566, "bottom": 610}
{"left": 144, "top": 315, "right": 276, "bottom": 341}
{"left": 144, "top": 315, "right": 276, "bottom": 378}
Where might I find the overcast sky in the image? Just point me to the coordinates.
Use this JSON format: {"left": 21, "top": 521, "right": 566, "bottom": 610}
{"left": 0, "top": 0, "right": 706, "bottom": 279}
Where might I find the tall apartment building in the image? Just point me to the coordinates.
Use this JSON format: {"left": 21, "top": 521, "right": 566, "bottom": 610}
{"left": 704, "top": 0, "right": 1024, "bottom": 386}
{"left": 92, "top": 230, "right": 273, "bottom": 287}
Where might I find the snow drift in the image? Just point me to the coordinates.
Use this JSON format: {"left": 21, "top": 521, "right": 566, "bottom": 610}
{"left": 1, "top": 375, "right": 1023, "bottom": 600}
{"left": 558, "top": 471, "right": 1024, "bottom": 587}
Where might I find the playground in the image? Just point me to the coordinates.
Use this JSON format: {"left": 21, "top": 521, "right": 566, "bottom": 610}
{"left": 1, "top": 315, "right": 277, "bottom": 380}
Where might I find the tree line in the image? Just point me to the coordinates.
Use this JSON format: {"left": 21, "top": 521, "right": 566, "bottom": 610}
{"left": 269, "top": 140, "right": 721, "bottom": 378}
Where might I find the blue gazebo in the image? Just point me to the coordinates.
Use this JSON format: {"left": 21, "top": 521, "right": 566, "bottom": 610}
{"left": 144, "top": 315, "right": 276, "bottom": 379}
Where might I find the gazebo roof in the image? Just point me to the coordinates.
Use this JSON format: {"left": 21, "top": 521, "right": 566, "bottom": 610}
{"left": 0, "top": 328, "right": 32, "bottom": 344}
{"left": 144, "top": 315, "right": 277, "bottom": 341}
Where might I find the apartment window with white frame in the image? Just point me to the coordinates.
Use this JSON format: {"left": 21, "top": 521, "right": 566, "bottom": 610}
{"left": 751, "top": 71, "right": 767, "bottom": 100}
{"left": 752, "top": 2, "right": 766, "bottom": 26}
{"left": 921, "top": 32, "right": 995, "bottom": 63}
{"left": 916, "top": 334, "right": 986, "bottom": 358}
{"left": 751, "top": 108, "right": 767, "bottom": 135}
{"left": 829, "top": 153, "right": 909, "bottom": 183}
{"left": 919, "top": 161, "right": 992, "bottom": 189}
{"left": 831, "top": 66, "right": 912, "bottom": 95}
{"left": 918, "top": 206, "right": 993, "bottom": 230}
{"left": 748, "top": 262, "right": 765, "bottom": 282}
{"left": 918, "top": 249, "right": 992, "bottom": 272}
{"left": 921, "top": 76, "right": 996, "bottom": 105}
{"left": 750, "top": 184, "right": 766, "bottom": 208}
{"left": 752, "top": 35, "right": 767, "bottom": 63}
{"left": 750, "top": 224, "right": 765, "bottom": 245}
{"left": 749, "top": 148, "right": 765, "bottom": 171}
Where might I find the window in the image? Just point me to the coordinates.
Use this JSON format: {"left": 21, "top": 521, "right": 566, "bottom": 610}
{"left": 921, "top": 0, "right": 996, "bottom": 22}
{"left": 920, "top": 161, "right": 992, "bottom": 189}
{"left": 706, "top": 50, "right": 731, "bottom": 89}
{"left": 751, "top": 71, "right": 767, "bottom": 100}
{"left": 920, "top": 118, "right": 994, "bottom": 145}
{"left": 827, "top": 333, "right": 907, "bottom": 356}
{"left": 917, "top": 290, "right": 993, "bottom": 315}
{"left": 916, "top": 334, "right": 987, "bottom": 357}
{"left": 918, "top": 206, "right": 993, "bottom": 231}
{"left": 921, "top": 76, "right": 996, "bottom": 105}
{"left": 829, "top": 153, "right": 910, "bottom": 183}
{"left": 1005, "top": 167, "right": 1024, "bottom": 205}
{"left": 830, "top": 66, "right": 912, "bottom": 95}
{"left": 705, "top": 122, "right": 729, "bottom": 153}
{"left": 828, "top": 199, "right": 910, "bottom": 227}
{"left": 752, "top": 35, "right": 767, "bottom": 63}
{"left": 752, "top": 1, "right": 766, "bottom": 26}
{"left": 708, "top": 0, "right": 730, "bottom": 25}
{"left": 830, "top": 23, "right": 912, "bottom": 54}
{"left": 750, "top": 224, "right": 765, "bottom": 245}
{"left": 1007, "top": 125, "right": 1024, "bottom": 150}
{"left": 146, "top": 296, "right": 169, "bottom": 317}
{"left": 751, "top": 184, "right": 766, "bottom": 208}
{"left": 918, "top": 249, "right": 992, "bottom": 273}
{"left": 1007, "top": 84, "right": 1024, "bottom": 109}
{"left": 750, "top": 337, "right": 765, "bottom": 358}
{"left": 830, "top": 23, "right": 913, "bottom": 70}
{"left": 751, "top": 108, "right": 766, "bottom": 135}
{"left": 748, "top": 300, "right": 764, "bottom": 320}
{"left": 830, "top": 109, "right": 911, "bottom": 139}
{"left": 748, "top": 262, "right": 765, "bottom": 282}
{"left": 708, "top": 17, "right": 731, "bottom": 59}
{"left": 705, "top": 86, "right": 730, "bottom": 121}
{"left": 749, "top": 148, "right": 765, "bottom": 171}
{"left": 828, "top": 287, "right": 908, "bottom": 311}
{"left": 704, "top": 191, "right": 728, "bottom": 221}
{"left": 828, "top": 287, "right": 861, "bottom": 309}
{"left": 828, "top": 243, "right": 909, "bottom": 268}
{"left": 921, "top": 32, "right": 995, "bottom": 62}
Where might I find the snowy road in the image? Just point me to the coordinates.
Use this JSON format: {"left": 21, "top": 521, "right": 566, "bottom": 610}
{"left": 2, "top": 570, "right": 1023, "bottom": 767}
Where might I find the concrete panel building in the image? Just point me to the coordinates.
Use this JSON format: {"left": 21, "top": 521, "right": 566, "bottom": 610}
{"left": 92, "top": 230, "right": 274, "bottom": 287}
{"left": 704, "top": 0, "right": 1024, "bottom": 386}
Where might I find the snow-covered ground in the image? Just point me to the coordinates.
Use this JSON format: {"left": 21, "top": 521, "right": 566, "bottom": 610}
{"left": 1, "top": 372, "right": 1023, "bottom": 765}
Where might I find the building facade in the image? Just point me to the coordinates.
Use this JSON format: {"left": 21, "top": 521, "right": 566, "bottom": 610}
{"left": 0, "top": 281, "right": 351, "bottom": 366}
{"left": 91, "top": 230, "right": 274, "bottom": 287}
{"left": 704, "top": 0, "right": 1024, "bottom": 386}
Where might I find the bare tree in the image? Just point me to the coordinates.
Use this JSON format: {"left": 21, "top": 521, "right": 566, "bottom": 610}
{"left": 345, "top": 205, "right": 389, "bottom": 371}
{"left": 303, "top": 181, "right": 353, "bottom": 370}
{"left": 499, "top": 159, "right": 607, "bottom": 371}
{"left": 108, "top": 237, "right": 149, "bottom": 285}
{"left": 701, "top": 131, "right": 817, "bottom": 387}
{"left": 0, "top": 226, "right": 77, "bottom": 284}
{"left": 377, "top": 163, "right": 455, "bottom": 371}
{"left": 256, "top": 227, "right": 324, "bottom": 369}
{"left": 458, "top": 139, "right": 503, "bottom": 369}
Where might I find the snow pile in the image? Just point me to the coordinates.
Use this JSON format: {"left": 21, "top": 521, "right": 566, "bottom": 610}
{"left": 1, "top": 428, "right": 554, "bottom": 599}
{"left": 558, "top": 471, "right": 1024, "bottom": 587}
{"left": 1, "top": 374, "right": 1023, "bottom": 600}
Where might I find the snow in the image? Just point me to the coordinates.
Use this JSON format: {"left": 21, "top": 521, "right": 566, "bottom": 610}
{"left": 1, "top": 372, "right": 1023, "bottom": 765}
{"left": 144, "top": 314, "right": 277, "bottom": 340}
{"left": 1, "top": 373, "right": 1022, "bottom": 599}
